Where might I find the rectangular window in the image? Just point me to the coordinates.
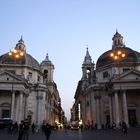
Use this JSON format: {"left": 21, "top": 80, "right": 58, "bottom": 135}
{"left": 38, "top": 76, "right": 40, "bottom": 81}
{"left": 103, "top": 71, "right": 109, "bottom": 78}
{"left": 28, "top": 72, "right": 32, "bottom": 78}
{"left": 2, "top": 109, "right": 10, "bottom": 118}
{"left": 123, "top": 68, "right": 130, "bottom": 72}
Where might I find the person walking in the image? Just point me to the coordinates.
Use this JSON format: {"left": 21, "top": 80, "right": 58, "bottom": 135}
{"left": 31, "top": 123, "right": 35, "bottom": 133}
{"left": 23, "top": 119, "right": 30, "bottom": 140}
{"left": 17, "top": 121, "right": 24, "bottom": 140}
{"left": 44, "top": 123, "right": 51, "bottom": 140}
{"left": 122, "top": 121, "right": 128, "bottom": 134}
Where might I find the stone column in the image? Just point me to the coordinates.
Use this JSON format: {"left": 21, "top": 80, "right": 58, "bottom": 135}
{"left": 11, "top": 91, "right": 15, "bottom": 120}
{"left": 15, "top": 96, "right": 19, "bottom": 122}
{"left": 94, "top": 90, "right": 102, "bottom": 129}
{"left": 89, "top": 93, "right": 93, "bottom": 121}
{"left": 114, "top": 91, "right": 120, "bottom": 127}
{"left": 97, "top": 98, "right": 101, "bottom": 129}
{"left": 109, "top": 95, "right": 113, "bottom": 126}
{"left": 92, "top": 92, "right": 97, "bottom": 127}
{"left": 122, "top": 91, "right": 128, "bottom": 126}
{"left": 36, "top": 91, "right": 43, "bottom": 126}
{"left": 18, "top": 92, "right": 23, "bottom": 124}
{"left": 24, "top": 94, "right": 28, "bottom": 119}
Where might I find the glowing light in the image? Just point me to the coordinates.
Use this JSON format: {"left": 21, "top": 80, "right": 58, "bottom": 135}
{"left": 110, "top": 53, "right": 114, "bottom": 57}
{"left": 9, "top": 49, "right": 25, "bottom": 59}
{"left": 114, "top": 56, "right": 118, "bottom": 60}
{"left": 110, "top": 50, "right": 126, "bottom": 60}
{"left": 117, "top": 51, "right": 122, "bottom": 55}
{"left": 122, "top": 53, "right": 125, "bottom": 57}
{"left": 13, "top": 49, "right": 17, "bottom": 53}
{"left": 20, "top": 52, "right": 24, "bottom": 56}
{"left": 9, "top": 52, "right": 12, "bottom": 56}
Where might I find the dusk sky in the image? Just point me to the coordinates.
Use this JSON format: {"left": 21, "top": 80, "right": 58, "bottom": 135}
{"left": 0, "top": 0, "right": 140, "bottom": 120}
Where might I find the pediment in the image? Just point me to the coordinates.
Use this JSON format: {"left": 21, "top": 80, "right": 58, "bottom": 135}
{"left": 0, "top": 70, "right": 25, "bottom": 83}
{"left": 115, "top": 69, "right": 140, "bottom": 81}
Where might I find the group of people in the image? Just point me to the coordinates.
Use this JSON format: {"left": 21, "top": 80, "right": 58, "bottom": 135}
{"left": 17, "top": 119, "right": 30, "bottom": 140}
{"left": 7, "top": 119, "right": 52, "bottom": 140}
{"left": 17, "top": 120, "right": 52, "bottom": 140}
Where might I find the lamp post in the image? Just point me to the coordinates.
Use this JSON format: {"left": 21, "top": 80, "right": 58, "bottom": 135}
{"left": 8, "top": 48, "right": 25, "bottom": 120}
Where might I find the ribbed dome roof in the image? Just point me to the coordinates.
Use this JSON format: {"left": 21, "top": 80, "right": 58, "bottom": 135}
{"left": 0, "top": 52, "right": 40, "bottom": 70}
{"left": 96, "top": 47, "right": 140, "bottom": 69}
{"left": 0, "top": 37, "right": 40, "bottom": 70}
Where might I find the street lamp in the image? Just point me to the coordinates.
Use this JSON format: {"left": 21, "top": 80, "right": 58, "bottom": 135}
{"left": 9, "top": 48, "right": 24, "bottom": 59}
{"left": 8, "top": 48, "right": 25, "bottom": 120}
{"left": 110, "top": 50, "right": 126, "bottom": 61}
{"left": 110, "top": 49, "right": 126, "bottom": 83}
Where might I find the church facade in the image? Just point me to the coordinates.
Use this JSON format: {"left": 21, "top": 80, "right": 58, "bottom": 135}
{"left": 73, "top": 31, "right": 140, "bottom": 129}
{"left": 0, "top": 38, "right": 63, "bottom": 127}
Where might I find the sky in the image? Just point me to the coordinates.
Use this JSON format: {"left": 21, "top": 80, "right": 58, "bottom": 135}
{"left": 0, "top": 0, "right": 140, "bottom": 120}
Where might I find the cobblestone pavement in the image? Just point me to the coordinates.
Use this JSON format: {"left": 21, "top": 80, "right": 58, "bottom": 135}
{"left": 0, "top": 128, "right": 140, "bottom": 140}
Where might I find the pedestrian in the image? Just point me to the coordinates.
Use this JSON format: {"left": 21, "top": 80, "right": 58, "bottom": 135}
{"left": 17, "top": 120, "right": 24, "bottom": 140}
{"left": 64, "top": 124, "right": 67, "bottom": 133}
{"left": 23, "top": 119, "right": 30, "bottom": 140}
{"left": 44, "top": 123, "right": 51, "bottom": 140}
{"left": 8, "top": 119, "right": 13, "bottom": 134}
{"left": 122, "top": 121, "right": 127, "bottom": 134}
{"left": 31, "top": 123, "right": 35, "bottom": 133}
{"left": 13, "top": 121, "right": 18, "bottom": 134}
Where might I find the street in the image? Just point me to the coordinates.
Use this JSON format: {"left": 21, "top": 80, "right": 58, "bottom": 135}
{"left": 0, "top": 128, "right": 140, "bottom": 140}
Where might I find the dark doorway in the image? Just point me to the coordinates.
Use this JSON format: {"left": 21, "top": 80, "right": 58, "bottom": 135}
{"left": 106, "top": 115, "right": 110, "bottom": 128}
{"left": 2, "top": 109, "right": 10, "bottom": 118}
{"left": 128, "top": 109, "right": 137, "bottom": 127}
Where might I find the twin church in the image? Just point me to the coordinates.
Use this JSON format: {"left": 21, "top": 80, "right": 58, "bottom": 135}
{"left": 72, "top": 31, "right": 140, "bottom": 129}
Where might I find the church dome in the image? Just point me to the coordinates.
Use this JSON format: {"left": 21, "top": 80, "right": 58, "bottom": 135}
{"left": 0, "top": 52, "right": 40, "bottom": 70}
{"left": 96, "top": 47, "right": 140, "bottom": 69}
{"left": 0, "top": 37, "right": 40, "bottom": 71}
{"left": 96, "top": 31, "right": 140, "bottom": 69}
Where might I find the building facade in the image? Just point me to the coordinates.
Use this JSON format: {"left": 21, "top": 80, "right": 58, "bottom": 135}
{"left": 0, "top": 37, "right": 63, "bottom": 127}
{"left": 73, "top": 31, "right": 140, "bottom": 129}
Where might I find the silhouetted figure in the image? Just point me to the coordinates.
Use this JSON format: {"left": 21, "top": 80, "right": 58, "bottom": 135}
{"left": 44, "top": 123, "right": 51, "bottom": 140}
{"left": 101, "top": 124, "right": 105, "bottom": 129}
{"left": 23, "top": 119, "right": 30, "bottom": 140}
{"left": 31, "top": 123, "right": 35, "bottom": 133}
{"left": 8, "top": 120, "right": 13, "bottom": 134}
{"left": 13, "top": 122, "right": 18, "bottom": 134}
{"left": 17, "top": 121, "right": 24, "bottom": 140}
{"left": 122, "top": 121, "right": 127, "bottom": 134}
{"left": 41, "top": 123, "right": 46, "bottom": 133}
{"left": 94, "top": 123, "right": 97, "bottom": 130}
{"left": 64, "top": 124, "right": 67, "bottom": 133}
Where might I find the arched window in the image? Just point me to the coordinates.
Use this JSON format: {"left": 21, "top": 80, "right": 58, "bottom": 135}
{"left": 44, "top": 70, "right": 48, "bottom": 79}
